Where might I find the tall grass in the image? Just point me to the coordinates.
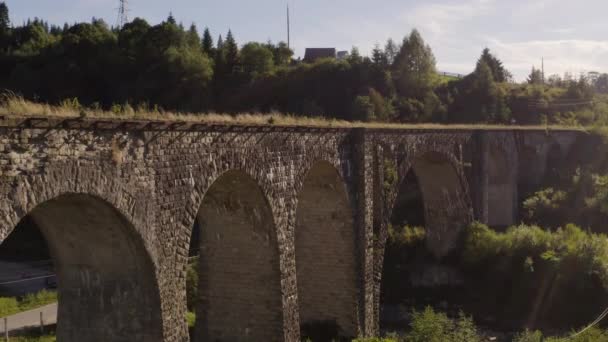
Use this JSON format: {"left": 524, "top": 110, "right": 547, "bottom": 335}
{"left": 0, "top": 93, "right": 584, "bottom": 130}
{"left": 0, "top": 290, "right": 57, "bottom": 318}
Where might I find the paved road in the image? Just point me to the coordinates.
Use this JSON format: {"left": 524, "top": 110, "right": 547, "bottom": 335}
{"left": 0, "top": 303, "right": 57, "bottom": 333}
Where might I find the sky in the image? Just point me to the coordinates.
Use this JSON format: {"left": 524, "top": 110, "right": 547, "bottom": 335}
{"left": 5, "top": 0, "right": 608, "bottom": 81}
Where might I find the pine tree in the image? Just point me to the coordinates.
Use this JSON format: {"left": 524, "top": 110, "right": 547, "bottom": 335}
{"left": 223, "top": 29, "right": 239, "bottom": 73}
{"left": 0, "top": 2, "right": 9, "bottom": 31}
{"left": 347, "top": 46, "right": 362, "bottom": 64}
{"left": 186, "top": 23, "right": 201, "bottom": 49}
{"left": 384, "top": 38, "right": 399, "bottom": 65}
{"left": 477, "top": 48, "right": 511, "bottom": 83}
{"left": 216, "top": 34, "right": 223, "bottom": 50}
{"left": 372, "top": 43, "right": 387, "bottom": 66}
{"left": 527, "top": 66, "right": 543, "bottom": 85}
{"left": 166, "top": 12, "right": 176, "bottom": 25}
{"left": 201, "top": 27, "right": 214, "bottom": 55}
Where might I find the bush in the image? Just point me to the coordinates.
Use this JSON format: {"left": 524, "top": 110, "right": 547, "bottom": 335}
{"left": 0, "top": 297, "right": 19, "bottom": 317}
{"left": 407, "top": 307, "right": 481, "bottom": 342}
{"left": 186, "top": 257, "right": 199, "bottom": 311}
{"left": 388, "top": 225, "right": 426, "bottom": 247}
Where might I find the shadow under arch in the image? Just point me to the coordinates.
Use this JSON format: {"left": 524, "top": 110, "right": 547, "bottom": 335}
{"left": 0, "top": 193, "right": 164, "bottom": 342}
{"left": 295, "top": 160, "right": 358, "bottom": 340}
{"left": 408, "top": 151, "right": 472, "bottom": 259}
{"left": 193, "top": 170, "right": 284, "bottom": 341}
{"left": 487, "top": 144, "right": 515, "bottom": 227}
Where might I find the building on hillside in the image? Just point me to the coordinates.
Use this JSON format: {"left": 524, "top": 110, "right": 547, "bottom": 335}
{"left": 303, "top": 48, "right": 336, "bottom": 63}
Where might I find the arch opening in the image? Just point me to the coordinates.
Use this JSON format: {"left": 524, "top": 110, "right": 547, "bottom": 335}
{"left": 411, "top": 152, "right": 469, "bottom": 258}
{"left": 0, "top": 194, "right": 163, "bottom": 342}
{"left": 295, "top": 161, "right": 358, "bottom": 341}
{"left": 487, "top": 145, "right": 515, "bottom": 227}
{"left": 380, "top": 152, "right": 470, "bottom": 331}
{"left": 193, "top": 170, "right": 283, "bottom": 341}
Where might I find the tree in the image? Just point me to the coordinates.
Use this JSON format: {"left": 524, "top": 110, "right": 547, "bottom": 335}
{"left": 352, "top": 95, "right": 375, "bottom": 122}
{"left": 372, "top": 43, "right": 388, "bottom": 67}
{"left": 384, "top": 38, "right": 399, "bottom": 65}
{"left": 596, "top": 74, "right": 608, "bottom": 94}
{"left": 528, "top": 66, "right": 543, "bottom": 85}
{"left": 186, "top": 23, "right": 200, "bottom": 49}
{"left": 240, "top": 42, "right": 274, "bottom": 77}
{"left": 392, "top": 29, "right": 437, "bottom": 99}
{"left": 347, "top": 46, "right": 362, "bottom": 64}
{"left": 201, "top": 27, "right": 213, "bottom": 55}
{"left": 223, "top": 30, "right": 238, "bottom": 73}
{"left": 166, "top": 12, "right": 176, "bottom": 25}
{"left": 476, "top": 48, "right": 511, "bottom": 83}
{"left": 0, "top": 1, "right": 10, "bottom": 53}
{"left": 0, "top": 2, "right": 9, "bottom": 31}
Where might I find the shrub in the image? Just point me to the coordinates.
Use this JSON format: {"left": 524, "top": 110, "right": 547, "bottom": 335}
{"left": 388, "top": 225, "right": 426, "bottom": 247}
{"left": 407, "top": 307, "right": 481, "bottom": 342}
{"left": 0, "top": 297, "right": 19, "bottom": 317}
{"left": 186, "top": 257, "right": 199, "bottom": 311}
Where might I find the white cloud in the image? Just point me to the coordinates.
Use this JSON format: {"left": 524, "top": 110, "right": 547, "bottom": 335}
{"left": 487, "top": 38, "right": 608, "bottom": 80}
{"left": 403, "top": 0, "right": 495, "bottom": 37}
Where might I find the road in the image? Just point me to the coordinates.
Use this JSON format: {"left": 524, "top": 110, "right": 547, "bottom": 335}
{"left": 0, "top": 303, "right": 57, "bottom": 333}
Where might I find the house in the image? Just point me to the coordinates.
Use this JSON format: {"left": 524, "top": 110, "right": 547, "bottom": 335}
{"left": 336, "top": 51, "right": 349, "bottom": 60}
{"left": 303, "top": 48, "right": 336, "bottom": 63}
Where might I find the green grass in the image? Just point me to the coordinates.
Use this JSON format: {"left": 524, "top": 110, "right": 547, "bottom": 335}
{"left": 0, "top": 94, "right": 585, "bottom": 131}
{"left": 0, "top": 290, "right": 57, "bottom": 318}
{"left": 10, "top": 334, "right": 56, "bottom": 342}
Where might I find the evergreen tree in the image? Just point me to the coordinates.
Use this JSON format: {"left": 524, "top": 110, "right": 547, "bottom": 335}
{"left": 528, "top": 66, "right": 543, "bottom": 85}
{"left": 223, "top": 29, "right": 238, "bottom": 73}
{"left": 392, "top": 29, "right": 437, "bottom": 99}
{"left": 166, "top": 12, "right": 176, "bottom": 25}
{"left": 201, "top": 27, "right": 213, "bottom": 55}
{"left": 0, "top": 2, "right": 9, "bottom": 31}
{"left": 477, "top": 48, "right": 511, "bottom": 83}
{"left": 216, "top": 34, "right": 223, "bottom": 50}
{"left": 0, "top": 1, "right": 10, "bottom": 53}
{"left": 186, "top": 23, "right": 201, "bottom": 49}
{"left": 372, "top": 43, "right": 388, "bottom": 67}
{"left": 384, "top": 38, "right": 399, "bottom": 65}
{"left": 347, "top": 46, "right": 362, "bottom": 64}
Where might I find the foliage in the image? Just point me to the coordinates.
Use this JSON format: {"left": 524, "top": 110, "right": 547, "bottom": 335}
{"left": 388, "top": 225, "right": 426, "bottom": 247}
{"left": 0, "top": 290, "right": 57, "bottom": 318}
{"left": 523, "top": 188, "right": 568, "bottom": 222}
{"left": 406, "top": 307, "right": 481, "bottom": 342}
{"left": 187, "top": 257, "right": 199, "bottom": 311}
{"left": 186, "top": 311, "right": 196, "bottom": 328}
{"left": 2, "top": 2, "right": 608, "bottom": 125}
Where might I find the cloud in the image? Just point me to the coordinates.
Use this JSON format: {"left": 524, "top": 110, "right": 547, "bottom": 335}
{"left": 487, "top": 38, "right": 608, "bottom": 80}
{"left": 403, "top": 0, "right": 495, "bottom": 37}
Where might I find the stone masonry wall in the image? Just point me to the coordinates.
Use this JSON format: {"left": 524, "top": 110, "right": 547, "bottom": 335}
{"left": 0, "top": 117, "right": 583, "bottom": 341}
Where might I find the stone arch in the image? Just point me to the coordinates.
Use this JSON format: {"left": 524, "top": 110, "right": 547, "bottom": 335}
{"left": 295, "top": 160, "right": 358, "bottom": 339}
{"left": 406, "top": 151, "right": 472, "bottom": 258}
{"left": 194, "top": 170, "right": 284, "bottom": 341}
{"left": 546, "top": 142, "right": 563, "bottom": 183}
{"left": 0, "top": 193, "right": 164, "bottom": 342}
{"left": 487, "top": 145, "right": 515, "bottom": 227}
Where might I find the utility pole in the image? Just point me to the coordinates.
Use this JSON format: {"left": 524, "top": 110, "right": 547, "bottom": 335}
{"left": 117, "top": 0, "right": 129, "bottom": 28}
{"left": 287, "top": 3, "right": 291, "bottom": 49}
{"left": 542, "top": 57, "right": 545, "bottom": 85}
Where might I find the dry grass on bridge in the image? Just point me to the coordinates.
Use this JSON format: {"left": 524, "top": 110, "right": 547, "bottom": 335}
{"left": 0, "top": 93, "right": 585, "bottom": 131}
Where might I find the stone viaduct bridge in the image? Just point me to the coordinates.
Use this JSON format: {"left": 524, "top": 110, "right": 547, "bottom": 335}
{"left": 0, "top": 116, "right": 581, "bottom": 341}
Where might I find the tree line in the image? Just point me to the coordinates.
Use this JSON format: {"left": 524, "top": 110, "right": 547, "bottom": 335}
{"left": 1, "top": 2, "right": 607, "bottom": 125}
